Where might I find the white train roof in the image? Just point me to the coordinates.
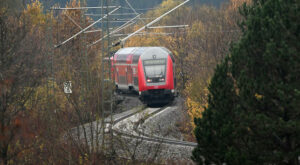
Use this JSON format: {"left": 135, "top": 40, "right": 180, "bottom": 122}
{"left": 115, "top": 47, "right": 170, "bottom": 56}
{"left": 114, "top": 47, "right": 175, "bottom": 63}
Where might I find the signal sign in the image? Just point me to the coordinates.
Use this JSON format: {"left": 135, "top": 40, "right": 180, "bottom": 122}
{"left": 64, "top": 81, "right": 72, "bottom": 94}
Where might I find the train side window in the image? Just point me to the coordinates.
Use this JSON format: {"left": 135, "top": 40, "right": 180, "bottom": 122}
{"left": 133, "top": 68, "right": 136, "bottom": 74}
{"left": 116, "top": 54, "right": 127, "bottom": 63}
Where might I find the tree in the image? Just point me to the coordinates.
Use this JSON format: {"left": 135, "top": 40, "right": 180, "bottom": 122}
{"left": 181, "top": 0, "right": 245, "bottom": 135}
{"left": 0, "top": 1, "right": 47, "bottom": 163}
{"left": 192, "top": 0, "right": 300, "bottom": 164}
{"left": 192, "top": 58, "right": 240, "bottom": 164}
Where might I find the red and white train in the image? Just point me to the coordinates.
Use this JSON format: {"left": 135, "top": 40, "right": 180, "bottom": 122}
{"left": 112, "top": 47, "right": 176, "bottom": 105}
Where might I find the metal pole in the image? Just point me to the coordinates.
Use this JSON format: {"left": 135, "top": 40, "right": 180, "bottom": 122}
{"left": 105, "top": 0, "right": 114, "bottom": 156}
{"left": 101, "top": 0, "right": 105, "bottom": 150}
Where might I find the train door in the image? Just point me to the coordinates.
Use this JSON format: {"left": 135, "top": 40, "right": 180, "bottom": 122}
{"left": 115, "top": 54, "right": 128, "bottom": 90}
{"left": 132, "top": 54, "right": 140, "bottom": 91}
{"left": 126, "top": 55, "right": 133, "bottom": 89}
{"left": 127, "top": 66, "right": 131, "bottom": 85}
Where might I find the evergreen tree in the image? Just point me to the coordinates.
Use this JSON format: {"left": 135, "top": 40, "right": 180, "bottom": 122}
{"left": 192, "top": 58, "right": 243, "bottom": 164}
{"left": 192, "top": 0, "right": 300, "bottom": 164}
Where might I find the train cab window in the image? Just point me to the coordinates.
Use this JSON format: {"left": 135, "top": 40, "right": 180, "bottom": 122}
{"left": 143, "top": 59, "right": 166, "bottom": 83}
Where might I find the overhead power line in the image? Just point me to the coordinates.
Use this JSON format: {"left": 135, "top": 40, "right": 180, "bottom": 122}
{"left": 54, "top": 6, "right": 120, "bottom": 48}
{"left": 121, "top": 7, "right": 159, "bottom": 11}
{"left": 84, "top": 29, "right": 102, "bottom": 33}
{"left": 111, "top": 18, "right": 156, "bottom": 21}
{"left": 63, "top": 14, "right": 83, "bottom": 30}
{"left": 147, "top": 25, "right": 189, "bottom": 29}
{"left": 85, "top": 13, "right": 138, "bottom": 16}
{"left": 88, "top": 20, "right": 135, "bottom": 23}
{"left": 51, "top": 6, "right": 118, "bottom": 10}
{"left": 88, "top": 14, "right": 141, "bottom": 47}
{"left": 88, "top": 18, "right": 155, "bottom": 23}
{"left": 111, "top": 14, "right": 141, "bottom": 33}
{"left": 124, "top": 0, "right": 145, "bottom": 24}
{"left": 112, "top": 32, "right": 173, "bottom": 37}
{"left": 113, "top": 0, "right": 190, "bottom": 47}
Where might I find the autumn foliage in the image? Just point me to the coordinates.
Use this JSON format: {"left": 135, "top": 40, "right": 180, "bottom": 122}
{"left": 0, "top": 0, "right": 104, "bottom": 164}
{"left": 1, "top": 0, "right": 252, "bottom": 164}
{"left": 192, "top": 0, "right": 299, "bottom": 164}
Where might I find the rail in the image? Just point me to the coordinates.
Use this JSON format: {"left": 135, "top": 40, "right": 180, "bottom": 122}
{"left": 110, "top": 104, "right": 197, "bottom": 147}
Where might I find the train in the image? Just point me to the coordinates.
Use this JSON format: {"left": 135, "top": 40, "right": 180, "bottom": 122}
{"left": 111, "top": 47, "right": 176, "bottom": 105}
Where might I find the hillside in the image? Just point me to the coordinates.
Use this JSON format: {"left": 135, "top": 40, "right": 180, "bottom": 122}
{"left": 3, "top": 0, "right": 297, "bottom": 164}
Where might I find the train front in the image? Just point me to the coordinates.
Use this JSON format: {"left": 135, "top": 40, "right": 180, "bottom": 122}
{"left": 138, "top": 47, "right": 175, "bottom": 105}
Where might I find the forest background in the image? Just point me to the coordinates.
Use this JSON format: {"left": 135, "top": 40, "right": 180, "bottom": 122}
{"left": 0, "top": 0, "right": 247, "bottom": 164}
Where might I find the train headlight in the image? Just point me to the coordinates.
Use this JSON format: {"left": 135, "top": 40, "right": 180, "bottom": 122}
{"left": 146, "top": 79, "right": 152, "bottom": 83}
{"left": 159, "top": 78, "right": 165, "bottom": 82}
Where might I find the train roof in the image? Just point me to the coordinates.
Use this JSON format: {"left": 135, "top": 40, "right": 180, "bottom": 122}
{"left": 114, "top": 47, "right": 175, "bottom": 63}
{"left": 115, "top": 47, "right": 170, "bottom": 55}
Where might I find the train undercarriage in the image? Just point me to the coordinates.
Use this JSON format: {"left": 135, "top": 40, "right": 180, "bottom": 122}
{"left": 139, "top": 89, "right": 175, "bottom": 105}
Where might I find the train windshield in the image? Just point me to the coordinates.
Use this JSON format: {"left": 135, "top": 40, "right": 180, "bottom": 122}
{"left": 143, "top": 59, "right": 166, "bottom": 83}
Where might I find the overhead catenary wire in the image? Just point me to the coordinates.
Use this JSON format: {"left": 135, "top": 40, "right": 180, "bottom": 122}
{"left": 85, "top": 13, "right": 139, "bottom": 16}
{"left": 63, "top": 14, "right": 83, "bottom": 29}
{"left": 124, "top": 0, "right": 145, "bottom": 24}
{"left": 147, "top": 25, "right": 189, "bottom": 29}
{"left": 113, "top": 14, "right": 140, "bottom": 31}
{"left": 121, "top": 6, "right": 159, "bottom": 11}
{"left": 88, "top": 20, "right": 135, "bottom": 23}
{"left": 108, "top": 20, "right": 136, "bottom": 35}
{"left": 54, "top": 6, "right": 120, "bottom": 48}
{"left": 88, "top": 14, "right": 141, "bottom": 47}
{"left": 147, "top": 29, "right": 240, "bottom": 34}
{"left": 84, "top": 29, "right": 102, "bottom": 33}
{"left": 70, "top": 26, "right": 239, "bottom": 44}
{"left": 84, "top": 28, "right": 114, "bottom": 34}
{"left": 183, "top": 29, "right": 241, "bottom": 33}
{"left": 102, "top": 18, "right": 157, "bottom": 21}
{"left": 113, "top": 0, "right": 190, "bottom": 47}
{"left": 104, "top": 27, "right": 241, "bottom": 44}
{"left": 108, "top": 14, "right": 140, "bottom": 34}
{"left": 51, "top": 6, "right": 118, "bottom": 10}
{"left": 111, "top": 32, "right": 173, "bottom": 37}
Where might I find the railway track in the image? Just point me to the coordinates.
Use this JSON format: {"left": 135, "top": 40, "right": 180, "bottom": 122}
{"left": 108, "top": 103, "right": 196, "bottom": 163}
{"left": 111, "top": 105, "right": 197, "bottom": 147}
{"left": 110, "top": 105, "right": 197, "bottom": 147}
{"left": 66, "top": 100, "right": 196, "bottom": 163}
